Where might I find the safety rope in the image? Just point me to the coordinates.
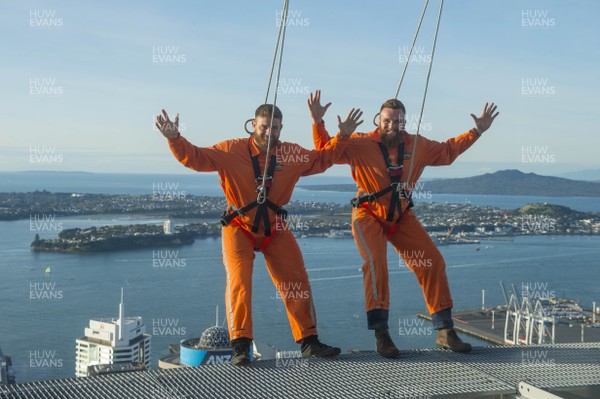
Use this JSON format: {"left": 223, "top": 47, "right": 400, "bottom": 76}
{"left": 404, "top": 0, "right": 444, "bottom": 186}
{"left": 257, "top": 0, "right": 289, "bottom": 205}
{"left": 394, "top": 0, "right": 430, "bottom": 100}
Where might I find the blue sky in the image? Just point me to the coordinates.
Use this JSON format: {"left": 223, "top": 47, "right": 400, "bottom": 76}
{"left": 1, "top": 0, "right": 598, "bottom": 178}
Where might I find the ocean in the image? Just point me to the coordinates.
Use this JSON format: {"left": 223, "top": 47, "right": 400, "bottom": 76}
{"left": 1, "top": 172, "right": 600, "bottom": 382}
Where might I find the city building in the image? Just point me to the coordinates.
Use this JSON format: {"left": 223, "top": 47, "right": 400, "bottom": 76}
{"left": 163, "top": 219, "right": 174, "bottom": 235}
{"left": 75, "top": 289, "right": 151, "bottom": 377}
{"left": 0, "top": 345, "right": 15, "bottom": 385}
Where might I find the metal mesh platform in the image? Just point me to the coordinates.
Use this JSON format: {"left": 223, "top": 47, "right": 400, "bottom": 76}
{"left": 2, "top": 343, "right": 600, "bottom": 399}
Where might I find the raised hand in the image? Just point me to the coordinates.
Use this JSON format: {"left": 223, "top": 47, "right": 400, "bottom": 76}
{"left": 337, "top": 108, "right": 363, "bottom": 137}
{"left": 307, "top": 89, "right": 331, "bottom": 124}
{"left": 155, "top": 109, "right": 180, "bottom": 139}
{"left": 470, "top": 102, "right": 499, "bottom": 135}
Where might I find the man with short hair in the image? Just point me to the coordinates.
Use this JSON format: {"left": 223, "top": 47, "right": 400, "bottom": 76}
{"left": 309, "top": 90, "right": 498, "bottom": 357}
{"left": 156, "top": 100, "right": 362, "bottom": 365}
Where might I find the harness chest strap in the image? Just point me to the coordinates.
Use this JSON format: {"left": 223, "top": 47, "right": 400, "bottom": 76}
{"left": 351, "top": 140, "right": 413, "bottom": 222}
{"left": 220, "top": 146, "right": 288, "bottom": 237}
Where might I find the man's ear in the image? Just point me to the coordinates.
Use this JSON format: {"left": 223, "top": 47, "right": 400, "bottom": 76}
{"left": 251, "top": 119, "right": 257, "bottom": 129}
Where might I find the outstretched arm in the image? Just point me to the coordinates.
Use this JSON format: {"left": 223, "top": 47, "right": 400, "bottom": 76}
{"left": 155, "top": 109, "right": 221, "bottom": 172}
{"left": 337, "top": 108, "right": 363, "bottom": 138}
{"left": 424, "top": 102, "right": 500, "bottom": 166}
{"left": 301, "top": 108, "right": 363, "bottom": 176}
{"left": 308, "top": 89, "right": 335, "bottom": 150}
{"left": 307, "top": 89, "right": 331, "bottom": 125}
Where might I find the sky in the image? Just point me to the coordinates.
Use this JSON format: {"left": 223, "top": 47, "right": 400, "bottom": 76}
{"left": 1, "top": 0, "right": 599, "bottom": 178}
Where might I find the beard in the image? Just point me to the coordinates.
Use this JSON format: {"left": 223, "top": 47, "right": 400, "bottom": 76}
{"left": 380, "top": 128, "right": 402, "bottom": 148}
{"left": 253, "top": 133, "right": 278, "bottom": 151}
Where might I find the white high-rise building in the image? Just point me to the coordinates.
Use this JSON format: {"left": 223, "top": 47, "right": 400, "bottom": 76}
{"left": 163, "top": 219, "right": 174, "bottom": 235}
{"left": 75, "top": 289, "right": 151, "bottom": 378}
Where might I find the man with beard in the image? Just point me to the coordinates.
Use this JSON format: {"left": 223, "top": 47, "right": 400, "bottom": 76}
{"left": 309, "top": 90, "right": 499, "bottom": 357}
{"left": 156, "top": 102, "right": 362, "bottom": 366}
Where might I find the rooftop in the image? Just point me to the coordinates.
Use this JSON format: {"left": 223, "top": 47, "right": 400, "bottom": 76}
{"left": 2, "top": 343, "right": 600, "bottom": 398}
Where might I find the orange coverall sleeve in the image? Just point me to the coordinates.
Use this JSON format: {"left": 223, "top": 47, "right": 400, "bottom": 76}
{"left": 167, "top": 134, "right": 230, "bottom": 172}
{"left": 419, "top": 129, "right": 480, "bottom": 166}
{"left": 311, "top": 122, "right": 352, "bottom": 165}
{"left": 299, "top": 132, "right": 349, "bottom": 176}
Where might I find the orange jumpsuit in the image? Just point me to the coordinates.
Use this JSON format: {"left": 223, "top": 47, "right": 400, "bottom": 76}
{"left": 168, "top": 132, "right": 348, "bottom": 342}
{"left": 313, "top": 123, "right": 479, "bottom": 329}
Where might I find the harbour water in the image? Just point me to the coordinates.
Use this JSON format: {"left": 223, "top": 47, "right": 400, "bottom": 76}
{"left": 1, "top": 172, "right": 599, "bottom": 382}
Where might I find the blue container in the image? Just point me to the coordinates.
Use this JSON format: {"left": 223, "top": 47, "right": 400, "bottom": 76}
{"left": 180, "top": 338, "right": 244, "bottom": 366}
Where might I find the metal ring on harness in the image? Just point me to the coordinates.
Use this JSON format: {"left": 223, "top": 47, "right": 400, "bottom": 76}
{"left": 256, "top": 185, "right": 267, "bottom": 204}
{"left": 244, "top": 118, "right": 254, "bottom": 135}
{"left": 372, "top": 112, "right": 380, "bottom": 127}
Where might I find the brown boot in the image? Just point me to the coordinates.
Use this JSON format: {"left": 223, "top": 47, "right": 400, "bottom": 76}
{"left": 436, "top": 328, "right": 472, "bottom": 353}
{"left": 375, "top": 329, "right": 400, "bottom": 358}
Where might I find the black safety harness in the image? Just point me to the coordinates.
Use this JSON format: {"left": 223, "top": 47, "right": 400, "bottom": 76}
{"left": 350, "top": 141, "right": 414, "bottom": 222}
{"left": 220, "top": 146, "right": 287, "bottom": 236}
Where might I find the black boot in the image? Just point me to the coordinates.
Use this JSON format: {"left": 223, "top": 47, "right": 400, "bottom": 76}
{"left": 300, "top": 335, "right": 341, "bottom": 358}
{"left": 375, "top": 329, "right": 400, "bottom": 358}
{"left": 230, "top": 338, "right": 252, "bottom": 366}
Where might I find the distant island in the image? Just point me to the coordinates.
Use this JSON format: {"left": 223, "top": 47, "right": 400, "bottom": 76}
{"left": 30, "top": 223, "right": 219, "bottom": 253}
{"left": 298, "top": 169, "right": 600, "bottom": 197}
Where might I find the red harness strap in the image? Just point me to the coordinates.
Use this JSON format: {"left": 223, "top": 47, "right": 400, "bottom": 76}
{"left": 230, "top": 218, "right": 276, "bottom": 252}
{"left": 359, "top": 203, "right": 400, "bottom": 237}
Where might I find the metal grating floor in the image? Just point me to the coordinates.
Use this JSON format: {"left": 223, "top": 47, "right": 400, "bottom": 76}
{"left": 2, "top": 343, "right": 600, "bottom": 399}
